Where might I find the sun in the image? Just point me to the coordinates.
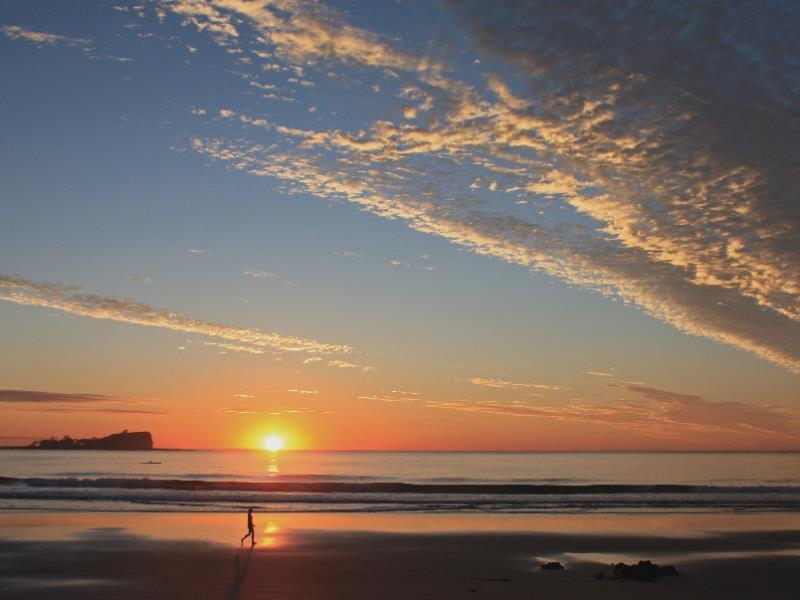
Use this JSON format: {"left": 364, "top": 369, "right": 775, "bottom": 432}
{"left": 262, "top": 434, "right": 285, "bottom": 452}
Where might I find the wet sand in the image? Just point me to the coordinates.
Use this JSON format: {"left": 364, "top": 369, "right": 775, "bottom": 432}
{"left": 1, "top": 512, "right": 799, "bottom": 599}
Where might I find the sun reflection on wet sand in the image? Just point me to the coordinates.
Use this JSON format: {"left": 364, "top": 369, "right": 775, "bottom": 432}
{"left": 259, "top": 520, "right": 281, "bottom": 548}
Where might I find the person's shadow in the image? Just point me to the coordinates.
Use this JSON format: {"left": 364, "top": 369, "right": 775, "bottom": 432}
{"left": 224, "top": 545, "right": 254, "bottom": 600}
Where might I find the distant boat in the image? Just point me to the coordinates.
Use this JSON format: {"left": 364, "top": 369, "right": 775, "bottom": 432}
{"left": 142, "top": 461, "right": 162, "bottom": 464}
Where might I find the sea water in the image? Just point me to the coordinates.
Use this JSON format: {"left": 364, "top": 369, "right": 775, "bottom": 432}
{"left": 1, "top": 450, "right": 798, "bottom": 513}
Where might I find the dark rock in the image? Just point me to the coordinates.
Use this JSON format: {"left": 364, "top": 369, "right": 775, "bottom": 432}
{"left": 611, "top": 560, "right": 679, "bottom": 581}
{"left": 540, "top": 561, "right": 565, "bottom": 570}
{"left": 30, "top": 430, "right": 153, "bottom": 451}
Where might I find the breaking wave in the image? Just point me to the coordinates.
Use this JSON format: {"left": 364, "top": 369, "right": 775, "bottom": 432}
{"left": 1, "top": 476, "right": 798, "bottom": 513}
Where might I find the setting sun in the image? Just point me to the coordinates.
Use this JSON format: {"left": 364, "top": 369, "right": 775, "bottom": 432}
{"left": 262, "top": 435, "right": 285, "bottom": 452}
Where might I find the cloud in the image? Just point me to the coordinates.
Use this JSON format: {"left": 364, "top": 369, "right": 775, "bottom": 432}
{"left": 163, "top": 0, "right": 440, "bottom": 72}
{"left": 608, "top": 380, "right": 800, "bottom": 441}
{"left": 0, "top": 24, "right": 131, "bottom": 62}
{"left": 0, "top": 388, "right": 168, "bottom": 414}
{"left": 0, "top": 389, "right": 127, "bottom": 403}
{"left": 176, "top": 1, "right": 800, "bottom": 372}
{"left": 328, "top": 359, "right": 374, "bottom": 372}
{"left": 87, "top": 53, "right": 133, "bottom": 63}
{"left": 168, "top": 0, "right": 239, "bottom": 41}
{"left": 356, "top": 374, "right": 799, "bottom": 444}
{"left": 469, "top": 377, "right": 561, "bottom": 391}
{"left": 127, "top": 275, "right": 153, "bottom": 284}
{"left": 357, "top": 394, "right": 417, "bottom": 404}
{"left": 13, "top": 407, "right": 168, "bottom": 415}
{"left": 220, "top": 406, "right": 332, "bottom": 415}
{"left": 0, "top": 274, "right": 351, "bottom": 356}
{"left": 190, "top": 134, "right": 800, "bottom": 371}
{"left": 243, "top": 269, "right": 294, "bottom": 287}
{"left": 587, "top": 371, "right": 614, "bottom": 378}
{"left": 334, "top": 250, "right": 431, "bottom": 271}
{"left": 244, "top": 270, "right": 278, "bottom": 279}
{"left": 607, "top": 382, "right": 703, "bottom": 404}
{"left": 0, "top": 25, "right": 90, "bottom": 47}
{"left": 443, "top": 0, "right": 800, "bottom": 362}
{"left": 402, "top": 105, "right": 417, "bottom": 119}
{"left": 288, "top": 388, "right": 319, "bottom": 395}
{"left": 426, "top": 388, "right": 800, "bottom": 444}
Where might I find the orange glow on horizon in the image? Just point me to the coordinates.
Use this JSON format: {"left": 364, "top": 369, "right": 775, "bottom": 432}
{"left": 7, "top": 380, "right": 799, "bottom": 451}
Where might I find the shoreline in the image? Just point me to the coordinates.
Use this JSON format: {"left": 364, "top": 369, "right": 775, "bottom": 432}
{"left": 2, "top": 511, "right": 800, "bottom": 599}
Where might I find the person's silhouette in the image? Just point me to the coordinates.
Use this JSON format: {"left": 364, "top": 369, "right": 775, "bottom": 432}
{"left": 240, "top": 508, "right": 256, "bottom": 546}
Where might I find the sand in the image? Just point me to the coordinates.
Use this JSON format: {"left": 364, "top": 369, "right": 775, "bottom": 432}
{"left": 1, "top": 512, "right": 799, "bottom": 599}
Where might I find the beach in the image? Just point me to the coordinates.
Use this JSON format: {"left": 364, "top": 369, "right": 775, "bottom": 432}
{"left": 2, "top": 512, "right": 799, "bottom": 599}
{"left": 2, "top": 451, "right": 800, "bottom": 597}
{"left": 3, "top": 0, "right": 799, "bottom": 596}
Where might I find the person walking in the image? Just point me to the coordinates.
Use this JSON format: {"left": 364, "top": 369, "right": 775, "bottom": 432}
{"left": 240, "top": 507, "right": 256, "bottom": 546}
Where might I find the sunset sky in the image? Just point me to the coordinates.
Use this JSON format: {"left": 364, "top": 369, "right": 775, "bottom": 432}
{"left": 1, "top": 0, "right": 798, "bottom": 450}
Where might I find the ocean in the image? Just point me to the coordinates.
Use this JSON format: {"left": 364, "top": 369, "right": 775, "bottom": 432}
{"left": 1, "top": 450, "right": 799, "bottom": 513}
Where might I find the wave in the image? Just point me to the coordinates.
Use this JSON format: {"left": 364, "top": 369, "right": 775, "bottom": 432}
{"left": 0, "top": 476, "right": 705, "bottom": 494}
{"left": 4, "top": 476, "right": 800, "bottom": 495}
{"left": 2, "top": 477, "right": 799, "bottom": 513}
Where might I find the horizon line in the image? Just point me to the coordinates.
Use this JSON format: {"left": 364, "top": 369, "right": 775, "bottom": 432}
{"left": 3, "top": 446, "right": 800, "bottom": 453}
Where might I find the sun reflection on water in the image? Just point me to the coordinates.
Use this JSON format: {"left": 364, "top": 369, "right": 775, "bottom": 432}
{"left": 266, "top": 454, "right": 279, "bottom": 476}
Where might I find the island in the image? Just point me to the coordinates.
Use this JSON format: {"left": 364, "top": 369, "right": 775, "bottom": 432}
{"left": 27, "top": 430, "right": 153, "bottom": 451}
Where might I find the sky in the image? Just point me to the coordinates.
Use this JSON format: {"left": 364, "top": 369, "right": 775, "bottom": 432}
{"left": 0, "top": 0, "right": 798, "bottom": 451}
